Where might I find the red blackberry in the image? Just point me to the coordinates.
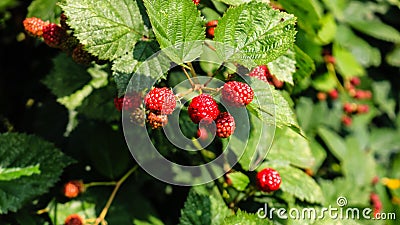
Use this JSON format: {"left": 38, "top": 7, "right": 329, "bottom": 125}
{"left": 114, "top": 92, "right": 142, "bottom": 112}
{"left": 72, "top": 44, "right": 94, "bottom": 65}
{"left": 63, "top": 180, "right": 84, "bottom": 198}
{"left": 192, "top": 0, "right": 200, "bottom": 5}
{"left": 215, "top": 112, "right": 235, "bottom": 138}
{"left": 145, "top": 87, "right": 176, "bottom": 115}
{"left": 42, "top": 23, "right": 67, "bottom": 48}
{"left": 249, "top": 65, "right": 269, "bottom": 82}
{"left": 147, "top": 112, "right": 168, "bottom": 129}
{"left": 23, "top": 17, "right": 49, "bottom": 38}
{"left": 222, "top": 81, "right": 254, "bottom": 107}
{"left": 256, "top": 168, "right": 281, "bottom": 192}
{"left": 188, "top": 94, "right": 220, "bottom": 124}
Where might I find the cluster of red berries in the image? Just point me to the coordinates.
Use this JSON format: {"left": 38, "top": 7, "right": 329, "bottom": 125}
{"left": 370, "top": 192, "right": 383, "bottom": 218}
{"left": 23, "top": 16, "right": 101, "bottom": 65}
{"left": 256, "top": 168, "right": 282, "bottom": 192}
{"left": 248, "top": 65, "right": 284, "bottom": 88}
{"left": 188, "top": 81, "right": 254, "bottom": 138}
{"left": 114, "top": 88, "right": 176, "bottom": 129}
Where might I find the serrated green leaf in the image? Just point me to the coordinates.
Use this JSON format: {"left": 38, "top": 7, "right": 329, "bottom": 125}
{"left": 386, "top": 45, "right": 400, "bottom": 67}
{"left": 179, "top": 189, "right": 230, "bottom": 225}
{"left": 61, "top": 0, "right": 148, "bottom": 60}
{"left": 267, "top": 49, "right": 296, "bottom": 85}
{"left": 144, "top": 0, "right": 205, "bottom": 64}
{"left": 222, "top": 210, "right": 273, "bottom": 225}
{"left": 248, "top": 77, "right": 299, "bottom": 130}
{"left": 318, "top": 127, "right": 346, "bottom": 161}
{"left": 278, "top": 0, "right": 323, "bottom": 36}
{"left": 259, "top": 164, "right": 324, "bottom": 203}
{"left": 47, "top": 199, "right": 96, "bottom": 225}
{"left": 0, "top": 164, "right": 40, "bottom": 181}
{"left": 268, "top": 127, "right": 314, "bottom": 169}
{"left": 346, "top": 19, "right": 400, "bottom": 43}
{"left": 214, "top": 2, "right": 296, "bottom": 66}
{"left": 292, "top": 45, "right": 315, "bottom": 84}
{"left": 333, "top": 43, "right": 365, "bottom": 78}
{"left": 226, "top": 172, "right": 250, "bottom": 191}
{"left": 42, "top": 53, "right": 91, "bottom": 98}
{"left": 336, "top": 25, "right": 381, "bottom": 67}
{"left": 0, "top": 133, "right": 74, "bottom": 213}
{"left": 27, "top": 0, "right": 61, "bottom": 22}
{"left": 112, "top": 40, "right": 160, "bottom": 96}
{"left": 215, "top": 0, "right": 251, "bottom": 6}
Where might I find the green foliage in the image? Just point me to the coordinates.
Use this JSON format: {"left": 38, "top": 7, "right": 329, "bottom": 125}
{"left": 0, "top": 164, "right": 40, "bottom": 181}
{"left": 61, "top": 0, "right": 148, "bottom": 60}
{"left": 222, "top": 210, "right": 273, "bottom": 225}
{"left": 144, "top": 0, "right": 205, "bottom": 64}
{"left": 0, "top": 133, "right": 73, "bottom": 213}
{"left": 214, "top": 2, "right": 297, "bottom": 66}
{"left": 267, "top": 49, "right": 296, "bottom": 85}
{"left": 48, "top": 200, "right": 96, "bottom": 225}
{"left": 226, "top": 172, "right": 250, "bottom": 191}
{"left": 27, "top": 0, "right": 61, "bottom": 22}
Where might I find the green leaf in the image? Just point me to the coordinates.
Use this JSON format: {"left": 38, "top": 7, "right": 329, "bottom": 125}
{"left": 318, "top": 126, "right": 346, "bottom": 161}
{"left": 143, "top": 0, "right": 205, "bottom": 64}
{"left": 215, "top": 0, "right": 251, "bottom": 6}
{"left": 259, "top": 163, "right": 324, "bottom": 203}
{"left": 267, "top": 49, "right": 296, "bottom": 85}
{"left": 292, "top": 45, "right": 315, "bottom": 84}
{"left": 226, "top": 172, "right": 250, "bottom": 191}
{"left": 27, "top": 0, "right": 61, "bottom": 22}
{"left": 0, "top": 133, "right": 74, "bottom": 213}
{"left": 134, "top": 215, "right": 165, "bottom": 225}
{"left": 333, "top": 43, "right": 365, "bottom": 78}
{"left": 61, "top": 0, "right": 148, "bottom": 60}
{"left": 346, "top": 19, "right": 400, "bottom": 43}
{"left": 372, "top": 81, "right": 396, "bottom": 119}
{"left": 214, "top": 2, "right": 296, "bottom": 66}
{"left": 47, "top": 199, "right": 96, "bottom": 225}
{"left": 179, "top": 188, "right": 230, "bottom": 225}
{"left": 315, "top": 13, "right": 337, "bottom": 45}
{"left": 42, "top": 53, "right": 91, "bottom": 98}
{"left": 267, "top": 127, "right": 314, "bottom": 169}
{"left": 321, "top": 0, "right": 347, "bottom": 21}
{"left": 386, "top": 45, "right": 400, "bottom": 67}
{"left": 0, "top": 164, "right": 40, "bottom": 181}
{"left": 312, "top": 72, "right": 337, "bottom": 92}
{"left": 222, "top": 210, "right": 273, "bottom": 225}
{"left": 335, "top": 25, "right": 381, "bottom": 67}
{"left": 112, "top": 40, "right": 160, "bottom": 96}
{"left": 277, "top": 0, "right": 323, "bottom": 36}
{"left": 248, "top": 78, "right": 299, "bottom": 130}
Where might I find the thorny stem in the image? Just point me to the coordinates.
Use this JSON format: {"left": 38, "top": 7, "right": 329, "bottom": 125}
{"left": 94, "top": 165, "right": 138, "bottom": 225}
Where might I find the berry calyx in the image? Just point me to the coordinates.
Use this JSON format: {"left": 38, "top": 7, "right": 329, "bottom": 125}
{"left": 215, "top": 112, "right": 236, "bottom": 138}
{"left": 23, "top": 17, "right": 49, "bottom": 38}
{"left": 42, "top": 23, "right": 67, "bottom": 48}
{"left": 188, "top": 94, "right": 220, "bottom": 124}
{"left": 63, "top": 180, "right": 84, "bottom": 198}
{"left": 256, "top": 168, "right": 281, "bottom": 192}
{"left": 64, "top": 214, "right": 84, "bottom": 225}
{"left": 147, "top": 112, "right": 168, "bottom": 129}
{"left": 222, "top": 81, "right": 254, "bottom": 107}
{"left": 145, "top": 87, "right": 176, "bottom": 115}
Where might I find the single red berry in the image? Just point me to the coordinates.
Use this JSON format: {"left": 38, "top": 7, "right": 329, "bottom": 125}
{"left": 206, "top": 20, "right": 218, "bottom": 27}
{"left": 324, "top": 55, "right": 336, "bottom": 64}
{"left": 192, "top": 0, "right": 200, "bottom": 5}
{"left": 249, "top": 65, "right": 269, "bottom": 82}
{"left": 188, "top": 94, "right": 220, "bottom": 124}
{"left": 114, "top": 92, "right": 142, "bottom": 112}
{"left": 72, "top": 44, "right": 94, "bottom": 65}
{"left": 328, "top": 89, "right": 339, "bottom": 100}
{"left": 63, "top": 180, "right": 84, "bottom": 198}
{"left": 343, "top": 102, "right": 356, "bottom": 114}
{"left": 147, "top": 112, "right": 168, "bottom": 129}
{"left": 206, "top": 27, "right": 216, "bottom": 39}
{"left": 372, "top": 176, "right": 380, "bottom": 185}
{"left": 354, "top": 90, "right": 372, "bottom": 100}
{"left": 357, "top": 104, "right": 369, "bottom": 114}
{"left": 316, "top": 92, "right": 327, "bottom": 101}
{"left": 222, "top": 81, "right": 254, "bottom": 107}
{"left": 23, "top": 17, "right": 49, "bottom": 38}
{"left": 256, "top": 168, "right": 281, "bottom": 192}
{"left": 350, "top": 77, "right": 361, "bottom": 86}
{"left": 271, "top": 76, "right": 284, "bottom": 89}
{"left": 341, "top": 115, "right": 352, "bottom": 126}
{"left": 145, "top": 87, "right": 176, "bottom": 115}
{"left": 215, "top": 112, "right": 236, "bottom": 138}
{"left": 42, "top": 23, "right": 67, "bottom": 48}
{"left": 64, "top": 214, "right": 84, "bottom": 225}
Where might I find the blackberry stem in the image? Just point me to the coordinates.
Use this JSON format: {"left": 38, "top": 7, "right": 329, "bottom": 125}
{"left": 182, "top": 66, "right": 195, "bottom": 88}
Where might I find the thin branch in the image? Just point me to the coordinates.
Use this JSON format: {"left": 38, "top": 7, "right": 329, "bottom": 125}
{"left": 182, "top": 66, "right": 195, "bottom": 88}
